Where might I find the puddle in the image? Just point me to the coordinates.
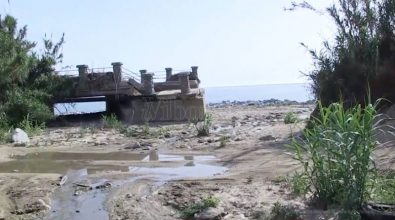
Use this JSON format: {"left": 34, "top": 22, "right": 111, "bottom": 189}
{"left": 13, "top": 151, "right": 148, "bottom": 161}
{"left": 0, "top": 150, "right": 227, "bottom": 220}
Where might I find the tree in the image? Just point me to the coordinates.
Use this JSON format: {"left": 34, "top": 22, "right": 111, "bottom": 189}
{"left": 290, "top": 0, "right": 395, "bottom": 107}
{"left": 0, "top": 14, "right": 70, "bottom": 127}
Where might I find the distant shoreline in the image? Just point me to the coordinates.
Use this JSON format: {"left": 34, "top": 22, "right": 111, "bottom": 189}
{"left": 207, "top": 98, "right": 315, "bottom": 107}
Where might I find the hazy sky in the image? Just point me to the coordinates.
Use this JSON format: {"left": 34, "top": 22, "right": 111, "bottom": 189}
{"left": 1, "top": 1, "right": 335, "bottom": 87}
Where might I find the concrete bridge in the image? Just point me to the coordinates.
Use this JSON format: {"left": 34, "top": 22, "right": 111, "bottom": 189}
{"left": 55, "top": 62, "right": 206, "bottom": 123}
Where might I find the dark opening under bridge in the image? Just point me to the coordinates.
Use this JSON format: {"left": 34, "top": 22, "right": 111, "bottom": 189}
{"left": 54, "top": 62, "right": 206, "bottom": 123}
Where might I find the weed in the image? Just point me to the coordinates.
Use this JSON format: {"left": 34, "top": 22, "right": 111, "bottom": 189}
{"left": 0, "top": 128, "right": 11, "bottom": 143}
{"left": 143, "top": 121, "right": 150, "bottom": 135}
{"left": 269, "top": 202, "right": 301, "bottom": 220}
{"left": 284, "top": 112, "right": 297, "bottom": 124}
{"left": 291, "top": 101, "right": 378, "bottom": 210}
{"left": 368, "top": 170, "right": 395, "bottom": 204}
{"left": 102, "top": 114, "right": 123, "bottom": 130}
{"left": 19, "top": 114, "right": 45, "bottom": 136}
{"left": 180, "top": 196, "right": 220, "bottom": 219}
{"left": 219, "top": 136, "right": 230, "bottom": 147}
{"left": 191, "top": 113, "right": 213, "bottom": 136}
{"left": 272, "top": 176, "right": 287, "bottom": 184}
{"left": 288, "top": 172, "right": 308, "bottom": 196}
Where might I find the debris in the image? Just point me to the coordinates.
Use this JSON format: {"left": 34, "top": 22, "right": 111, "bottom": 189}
{"left": 58, "top": 175, "right": 68, "bottom": 186}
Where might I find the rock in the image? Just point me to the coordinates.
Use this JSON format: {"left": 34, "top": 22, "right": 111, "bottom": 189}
{"left": 194, "top": 207, "right": 225, "bottom": 220}
{"left": 95, "top": 182, "right": 111, "bottom": 189}
{"left": 124, "top": 142, "right": 141, "bottom": 150}
{"left": 12, "top": 128, "right": 30, "bottom": 146}
{"left": 259, "top": 135, "right": 276, "bottom": 141}
{"left": 234, "top": 137, "right": 243, "bottom": 142}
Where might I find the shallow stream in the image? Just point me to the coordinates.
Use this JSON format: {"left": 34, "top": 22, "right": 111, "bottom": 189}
{"left": 0, "top": 150, "right": 227, "bottom": 220}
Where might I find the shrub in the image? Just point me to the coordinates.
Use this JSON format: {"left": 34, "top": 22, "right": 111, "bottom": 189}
{"left": 3, "top": 89, "right": 54, "bottom": 126}
{"left": 291, "top": 101, "right": 377, "bottom": 210}
{"left": 19, "top": 114, "right": 45, "bottom": 136}
{"left": 290, "top": 0, "right": 395, "bottom": 106}
{"left": 368, "top": 170, "right": 395, "bottom": 204}
{"left": 284, "top": 112, "right": 297, "bottom": 124}
{"left": 269, "top": 202, "right": 301, "bottom": 220}
{"left": 219, "top": 136, "right": 230, "bottom": 147}
{"left": 288, "top": 172, "right": 308, "bottom": 196}
{"left": 180, "top": 196, "right": 220, "bottom": 219}
{"left": 102, "top": 114, "right": 123, "bottom": 130}
{"left": 192, "top": 113, "right": 213, "bottom": 136}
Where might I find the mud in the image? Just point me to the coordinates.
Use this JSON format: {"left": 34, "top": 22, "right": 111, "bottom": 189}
{"left": 0, "top": 104, "right": 393, "bottom": 220}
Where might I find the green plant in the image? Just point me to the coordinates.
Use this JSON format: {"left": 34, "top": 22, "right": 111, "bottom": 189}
{"left": 191, "top": 113, "right": 213, "bottom": 136}
{"left": 291, "top": 101, "right": 377, "bottom": 210}
{"left": 102, "top": 114, "right": 123, "bottom": 130}
{"left": 180, "top": 196, "right": 220, "bottom": 219}
{"left": 143, "top": 121, "right": 150, "bottom": 135}
{"left": 0, "top": 14, "right": 68, "bottom": 129}
{"left": 272, "top": 176, "right": 287, "bottom": 184}
{"left": 289, "top": 0, "right": 395, "bottom": 106}
{"left": 288, "top": 172, "right": 308, "bottom": 196}
{"left": 284, "top": 112, "right": 297, "bottom": 124}
{"left": 368, "top": 170, "right": 395, "bottom": 204}
{"left": 219, "top": 136, "right": 230, "bottom": 148}
{"left": 269, "top": 202, "right": 301, "bottom": 220}
{"left": 19, "top": 114, "right": 45, "bottom": 136}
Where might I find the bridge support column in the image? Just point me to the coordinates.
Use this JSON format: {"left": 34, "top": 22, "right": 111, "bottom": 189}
{"left": 142, "top": 73, "right": 155, "bottom": 95}
{"left": 105, "top": 96, "right": 121, "bottom": 117}
{"left": 76, "top": 64, "right": 88, "bottom": 85}
{"left": 111, "top": 62, "right": 123, "bottom": 84}
{"left": 179, "top": 72, "right": 191, "bottom": 94}
{"left": 165, "top": 68, "right": 172, "bottom": 81}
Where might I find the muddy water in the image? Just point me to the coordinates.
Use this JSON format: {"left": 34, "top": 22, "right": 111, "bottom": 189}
{"left": 0, "top": 150, "right": 227, "bottom": 220}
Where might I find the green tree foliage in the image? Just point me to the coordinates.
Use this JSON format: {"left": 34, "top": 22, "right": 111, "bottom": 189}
{"left": 291, "top": 0, "right": 395, "bottom": 106}
{"left": 0, "top": 14, "right": 71, "bottom": 128}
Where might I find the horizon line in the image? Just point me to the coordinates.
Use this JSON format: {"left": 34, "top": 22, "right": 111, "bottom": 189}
{"left": 203, "top": 82, "right": 310, "bottom": 88}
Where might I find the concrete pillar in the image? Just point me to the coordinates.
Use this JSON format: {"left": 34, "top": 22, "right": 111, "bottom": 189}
{"left": 142, "top": 73, "right": 155, "bottom": 95}
{"left": 165, "top": 68, "right": 172, "bottom": 81}
{"left": 179, "top": 72, "right": 191, "bottom": 94}
{"left": 111, "top": 62, "right": 123, "bottom": 83}
{"left": 76, "top": 64, "right": 88, "bottom": 84}
{"left": 139, "top": 70, "right": 147, "bottom": 84}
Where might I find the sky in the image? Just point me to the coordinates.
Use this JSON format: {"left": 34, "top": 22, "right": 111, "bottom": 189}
{"left": 1, "top": 0, "right": 335, "bottom": 87}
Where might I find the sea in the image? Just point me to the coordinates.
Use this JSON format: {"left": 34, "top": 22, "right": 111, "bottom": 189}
{"left": 54, "top": 83, "right": 312, "bottom": 115}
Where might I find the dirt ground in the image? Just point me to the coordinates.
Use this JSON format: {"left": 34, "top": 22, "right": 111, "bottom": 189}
{"left": 0, "top": 104, "right": 393, "bottom": 220}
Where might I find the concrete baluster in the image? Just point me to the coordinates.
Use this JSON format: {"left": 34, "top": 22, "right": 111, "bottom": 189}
{"left": 139, "top": 70, "right": 147, "bottom": 84}
{"left": 142, "top": 73, "right": 155, "bottom": 95}
{"left": 179, "top": 72, "right": 191, "bottom": 94}
{"left": 165, "top": 67, "right": 173, "bottom": 81}
{"left": 191, "top": 66, "right": 198, "bottom": 79}
{"left": 76, "top": 64, "right": 88, "bottom": 84}
{"left": 111, "top": 62, "right": 123, "bottom": 84}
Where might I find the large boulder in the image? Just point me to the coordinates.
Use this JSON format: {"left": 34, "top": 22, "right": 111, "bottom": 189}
{"left": 12, "top": 128, "right": 30, "bottom": 146}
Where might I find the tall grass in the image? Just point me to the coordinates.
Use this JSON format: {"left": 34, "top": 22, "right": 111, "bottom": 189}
{"left": 291, "top": 101, "right": 378, "bottom": 210}
{"left": 102, "top": 114, "right": 123, "bottom": 130}
{"left": 191, "top": 113, "right": 213, "bottom": 136}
